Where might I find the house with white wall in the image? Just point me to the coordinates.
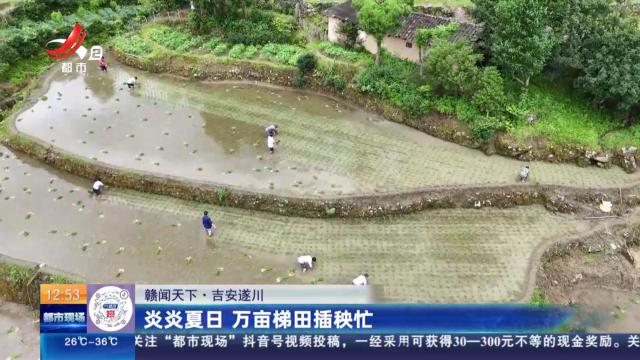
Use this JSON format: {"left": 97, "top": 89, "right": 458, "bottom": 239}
{"left": 324, "top": 1, "right": 480, "bottom": 63}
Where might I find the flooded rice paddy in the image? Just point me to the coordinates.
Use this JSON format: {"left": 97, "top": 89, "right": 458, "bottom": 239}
{"left": 14, "top": 60, "right": 639, "bottom": 198}
{"left": 0, "top": 301, "right": 39, "bottom": 360}
{"left": 0, "top": 145, "right": 592, "bottom": 303}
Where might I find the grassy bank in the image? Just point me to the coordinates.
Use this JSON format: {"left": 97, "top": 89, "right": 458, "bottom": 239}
{"left": 0, "top": 259, "right": 76, "bottom": 309}
{"left": 510, "top": 81, "right": 639, "bottom": 150}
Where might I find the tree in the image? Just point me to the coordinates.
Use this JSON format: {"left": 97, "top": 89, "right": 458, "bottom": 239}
{"left": 415, "top": 22, "right": 458, "bottom": 76}
{"left": 474, "top": 0, "right": 557, "bottom": 87}
{"left": 557, "top": 0, "right": 640, "bottom": 119}
{"left": 190, "top": 0, "right": 236, "bottom": 19}
{"left": 339, "top": 20, "right": 360, "bottom": 49}
{"left": 352, "top": 0, "right": 413, "bottom": 66}
{"left": 425, "top": 38, "right": 482, "bottom": 97}
{"left": 472, "top": 66, "right": 507, "bottom": 117}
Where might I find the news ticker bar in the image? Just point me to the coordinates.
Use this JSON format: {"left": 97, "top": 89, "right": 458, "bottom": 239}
{"left": 39, "top": 283, "right": 639, "bottom": 360}
{"left": 41, "top": 333, "right": 640, "bottom": 360}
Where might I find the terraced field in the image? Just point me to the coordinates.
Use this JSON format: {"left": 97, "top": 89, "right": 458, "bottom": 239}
{"left": 13, "top": 60, "right": 639, "bottom": 199}
{"left": 0, "top": 145, "right": 591, "bottom": 303}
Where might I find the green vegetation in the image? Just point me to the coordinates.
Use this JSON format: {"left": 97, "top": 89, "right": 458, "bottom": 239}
{"left": 355, "top": 51, "right": 430, "bottom": 117}
{"left": 529, "top": 287, "right": 550, "bottom": 306}
{"left": 416, "top": 0, "right": 473, "bottom": 6}
{"left": 260, "top": 43, "right": 306, "bottom": 66}
{"left": 1, "top": 54, "right": 52, "bottom": 87}
{"left": 478, "top": 0, "right": 556, "bottom": 87}
{"left": 0, "top": 1, "right": 148, "bottom": 84}
{"left": 317, "top": 41, "right": 370, "bottom": 63}
{"left": 317, "top": 63, "right": 348, "bottom": 91}
{"left": 216, "top": 186, "right": 228, "bottom": 203}
{"left": 228, "top": 44, "right": 247, "bottom": 59}
{"left": 602, "top": 124, "right": 640, "bottom": 149}
{"left": 147, "top": 25, "right": 203, "bottom": 52}
{"left": 212, "top": 43, "right": 228, "bottom": 56}
{"left": 510, "top": 82, "right": 619, "bottom": 149}
{"left": 352, "top": 0, "right": 413, "bottom": 65}
{"left": 201, "top": 37, "right": 225, "bottom": 51}
{"left": 6, "top": 263, "right": 31, "bottom": 286}
{"left": 112, "top": 34, "right": 153, "bottom": 56}
{"left": 474, "top": 0, "right": 640, "bottom": 122}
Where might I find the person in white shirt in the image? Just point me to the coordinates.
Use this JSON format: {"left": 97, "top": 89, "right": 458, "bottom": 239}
{"left": 519, "top": 165, "right": 530, "bottom": 182}
{"left": 352, "top": 273, "right": 368, "bottom": 286}
{"left": 267, "top": 135, "right": 275, "bottom": 154}
{"left": 92, "top": 179, "right": 104, "bottom": 196}
{"left": 297, "top": 255, "right": 316, "bottom": 272}
{"left": 126, "top": 76, "right": 138, "bottom": 89}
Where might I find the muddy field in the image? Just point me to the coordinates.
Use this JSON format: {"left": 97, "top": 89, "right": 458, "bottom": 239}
{"left": 0, "top": 144, "right": 599, "bottom": 303}
{"left": 0, "top": 301, "right": 39, "bottom": 360}
{"left": 13, "top": 60, "right": 639, "bottom": 199}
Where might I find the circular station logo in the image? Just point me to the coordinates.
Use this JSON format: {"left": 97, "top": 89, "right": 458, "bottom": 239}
{"left": 88, "top": 285, "right": 133, "bottom": 332}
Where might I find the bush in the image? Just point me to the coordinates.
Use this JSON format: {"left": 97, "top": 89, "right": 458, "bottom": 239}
{"left": 229, "top": 44, "right": 246, "bottom": 59}
{"left": 470, "top": 115, "right": 508, "bottom": 141}
{"left": 0, "top": 43, "right": 20, "bottom": 65}
{"left": 50, "top": 11, "right": 64, "bottom": 22}
{"left": 355, "top": 53, "right": 430, "bottom": 116}
{"left": 201, "top": 37, "right": 223, "bottom": 51}
{"left": 112, "top": 34, "right": 152, "bottom": 55}
{"left": 338, "top": 21, "right": 359, "bottom": 49}
{"left": 1, "top": 4, "right": 145, "bottom": 60}
{"left": 434, "top": 96, "right": 508, "bottom": 141}
{"left": 293, "top": 73, "right": 306, "bottom": 87}
{"left": 139, "top": 0, "right": 188, "bottom": 14}
{"left": 12, "top": 0, "right": 78, "bottom": 21}
{"left": 225, "top": 19, "right": 272, "bottom": 45}
{"left": 188, "top": 10, "right": 218, "bottom": 35}
{"left": 296, "top": 53, "right": 317, "bottom": 75}
{"left": 0, "top": 63, "right": 10, "bottom": 80}
{"left": 260, "top": 43, "right": 305, "bottom": 66}
{"left": 212, "top": 43, "right": 228, "bottom": 56}
{"left": 243, "top": 45, "right": 258, "bottom": 59}
{"left": 223, "top": 11, "right": 294, "bottom": 45}
{"left": 1, "top": 54, "right": 52, "bottom": 85}
{"left": 318, "top": 64, "right": 347, "bottom": 92}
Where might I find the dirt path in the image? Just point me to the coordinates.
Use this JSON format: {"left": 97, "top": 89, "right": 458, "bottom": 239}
{"left": 0, "top": 145, "right": 598, "bottom": 303}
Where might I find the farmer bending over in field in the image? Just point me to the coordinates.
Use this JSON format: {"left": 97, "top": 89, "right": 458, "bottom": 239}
{"left": 126, "top": 76, "right": 138, "bottom": 90}
{"left": 352, "top": 273, "right": 368, "bottom": 286}
{"left": 297, "top": 255, "right": 317, "bottom": 273}
{"left": 265, "top": 124, "right": 278, "bottom": 137}
{"left": 99, "top": 56, "right": 107, "bottom": 72}
{"left": 91, "top": 178, "right": 104, "bottom": 197}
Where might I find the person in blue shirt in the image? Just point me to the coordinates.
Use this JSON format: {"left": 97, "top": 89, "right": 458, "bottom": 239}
{"left": 202, "top": 210, "right": 216, "bottom": 237}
